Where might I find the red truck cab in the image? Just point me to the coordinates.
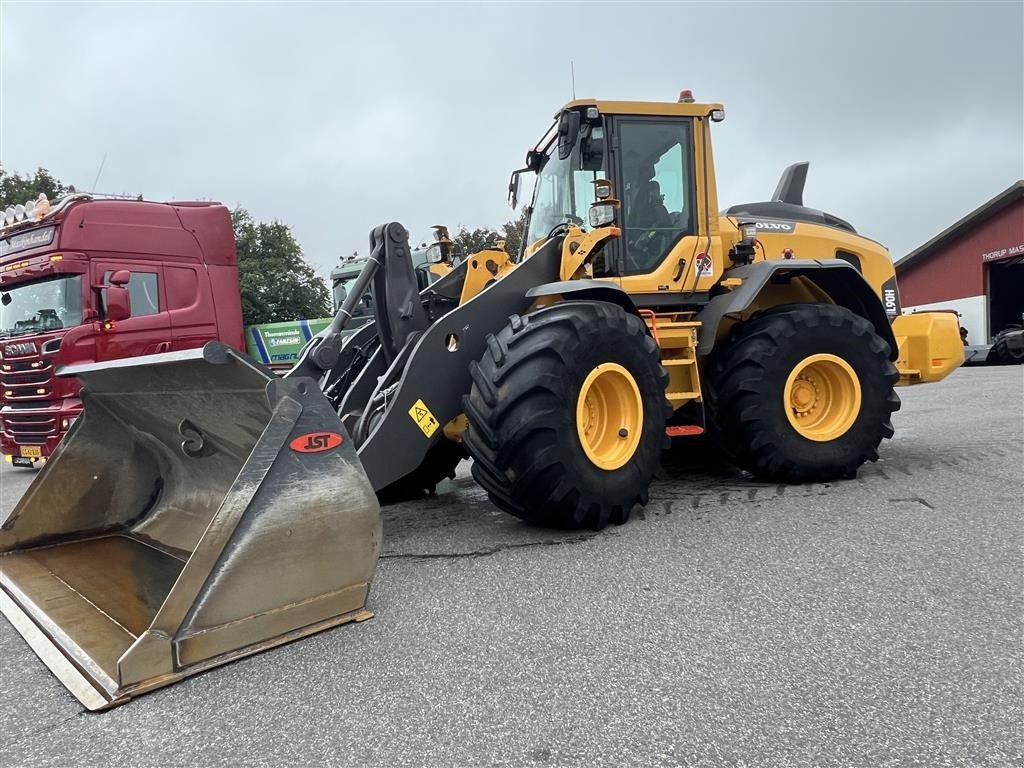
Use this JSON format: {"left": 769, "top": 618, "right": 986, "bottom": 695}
{"left": 0, "top": 194, "right": 244, "bottom": 466}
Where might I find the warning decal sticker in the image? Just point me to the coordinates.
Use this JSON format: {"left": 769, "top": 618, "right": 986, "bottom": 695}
{"left": 408, "top": 398, "right": 440, "bottom": 438}
{"left": 695, "top": 252, "right": 714, "bottom": 277}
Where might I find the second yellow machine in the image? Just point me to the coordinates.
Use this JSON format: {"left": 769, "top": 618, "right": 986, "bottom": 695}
{"left": 1, "top": 94, "right": 963, "bottom": 709}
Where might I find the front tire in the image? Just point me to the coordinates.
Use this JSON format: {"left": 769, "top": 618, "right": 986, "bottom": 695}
{"left": 707, "top": 303, "right": 900, "bottom": 482}
{"left": 463, "top": 301, "right": 670, "bottom": 529}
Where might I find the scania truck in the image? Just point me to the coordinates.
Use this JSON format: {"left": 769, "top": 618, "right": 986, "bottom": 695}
{"left": 0, "top": 193, "right": 245, "bottom": 466}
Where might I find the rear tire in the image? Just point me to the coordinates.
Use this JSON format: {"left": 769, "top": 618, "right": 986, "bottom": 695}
{"left": 463, "top": 301, "right": 670, "bottom": 529}
{"left": 988, "top": 328, "right": 1024, "bottom": 365}
{"left": 707, "top": 303, "right": 900, "bottom": 482}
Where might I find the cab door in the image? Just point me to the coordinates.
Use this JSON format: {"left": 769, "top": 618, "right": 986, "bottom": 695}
{"left": 92, "top": 262, "right": 170, "bottom": 361}
{"left": 607, "top": 115, "right": 721, "bottom": 299}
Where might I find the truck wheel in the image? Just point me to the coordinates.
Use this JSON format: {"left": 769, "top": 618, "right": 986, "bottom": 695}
{"left": 708, "top": 303, "right": 900, "bottom": 482}
{"left": 463, "top": 301, "right": 670, "bottom": 529}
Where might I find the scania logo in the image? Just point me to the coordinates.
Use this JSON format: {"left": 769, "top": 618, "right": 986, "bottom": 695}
{"left": 3, "top": 342, "right": 37, "bottom": 357}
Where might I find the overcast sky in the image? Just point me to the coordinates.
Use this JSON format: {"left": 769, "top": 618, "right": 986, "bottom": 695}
{"left": 2, "top": 2, "right": 1022, "bottom": 279}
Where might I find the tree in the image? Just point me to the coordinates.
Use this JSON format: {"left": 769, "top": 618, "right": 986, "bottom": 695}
{"left": 500, "top": 210, "right": 528, "bottom": 259}
{"left": 232, "top": 208, "right": 331, "bottom": 326}
{"left": 453, "top": 210, "right": 529, "bottom": 259}
{"left": 0, "top": 166, "right": 68, "bottom": 209}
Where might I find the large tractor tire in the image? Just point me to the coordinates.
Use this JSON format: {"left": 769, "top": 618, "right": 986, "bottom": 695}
{"left": 987, "top": 327, "right": 1024, "bottom": 365}
{"left": 708, "top": 303, "right": 900, "bottom": 483}
{"left": 463, "top": 301, "right": 671, "bottom": 529}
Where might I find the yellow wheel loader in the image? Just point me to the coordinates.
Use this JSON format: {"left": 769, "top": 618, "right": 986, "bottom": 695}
{"left": 1, "top": 94, "right": 964, "bottom": 709}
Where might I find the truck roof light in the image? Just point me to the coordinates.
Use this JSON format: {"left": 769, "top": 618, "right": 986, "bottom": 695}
{"left": 710, "top": 109, "right": 725, "bottom": 122}
{"left": 585, "top": 107, "right": 600, "bottom": 120}
{"left": 678, "top": 89, "right": 694, "bottom": 103}
{"left": 34, "top": 194, "right": 50, "bottom": 220}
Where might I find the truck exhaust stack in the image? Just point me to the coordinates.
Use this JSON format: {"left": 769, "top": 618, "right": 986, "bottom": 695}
{"left": 0, "top": 343, "right": 380, "bottom": 709}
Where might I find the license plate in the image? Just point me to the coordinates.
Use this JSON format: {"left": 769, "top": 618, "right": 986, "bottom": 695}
{"left": 20, "top": 446, "right": 42, "bottom": 458}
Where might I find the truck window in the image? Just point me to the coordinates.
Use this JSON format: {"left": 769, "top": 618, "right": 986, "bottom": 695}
{"left": 103, "top": 271, "right": 160, "bottom": 317}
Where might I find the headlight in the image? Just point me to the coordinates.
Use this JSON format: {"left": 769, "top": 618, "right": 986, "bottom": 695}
{"left": 3, "top": 207, "right": 14, "bottom": 225}
{"left": 740, "top": 221, "right": 758, "bottom": 244}
{"left": 589, "top": 201, "right": 617, "bottom": 228}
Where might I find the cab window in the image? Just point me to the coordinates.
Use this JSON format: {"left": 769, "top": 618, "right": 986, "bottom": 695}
{"left": 617, "top": 119, "right": 696, "bottom": 274}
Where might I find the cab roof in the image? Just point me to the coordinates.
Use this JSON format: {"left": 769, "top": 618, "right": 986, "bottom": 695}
{"left": 561, "top": 98, "right": 724, "bottom": 118}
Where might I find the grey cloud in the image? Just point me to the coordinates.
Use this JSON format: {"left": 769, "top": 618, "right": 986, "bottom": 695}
{"left": 2, "top": 1, "right": 1021, "bottom": 278}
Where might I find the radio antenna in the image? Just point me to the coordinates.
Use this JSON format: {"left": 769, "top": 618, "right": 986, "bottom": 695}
{"left": 90, "top": 152, "right": 108, "bottom": 193}
{"left": 570, "top": 60, "right": 576, "bottom": 99}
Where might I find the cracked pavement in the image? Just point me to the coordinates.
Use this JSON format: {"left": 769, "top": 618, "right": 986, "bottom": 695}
{"left": 1, "top": 365, "right": 1021, "bottom": 767}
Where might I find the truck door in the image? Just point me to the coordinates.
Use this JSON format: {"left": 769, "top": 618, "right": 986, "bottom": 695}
{"left": 164, "top": 264, "right": 219, "bottom": 351}
{"left": 93, "top": 262, "right": 171, "bottom": 361}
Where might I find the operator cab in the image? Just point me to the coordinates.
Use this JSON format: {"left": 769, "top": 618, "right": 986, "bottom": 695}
{"left": 510, "top": 98, "right": 711, "bottom": 282}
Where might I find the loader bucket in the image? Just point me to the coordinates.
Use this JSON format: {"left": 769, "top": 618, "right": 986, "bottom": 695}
{"left": 0, "top": 342, "right": 380, "bottom": 710}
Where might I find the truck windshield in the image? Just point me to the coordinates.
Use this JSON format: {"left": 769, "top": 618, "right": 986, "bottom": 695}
{"left": 333, "top": 275, "right": 375, "bottom": 318}
{"left": 525, "top": 125, "right": 606, "bottom": 248}
{"left": 0, "top": 275, "right": 84, "bottom": 338}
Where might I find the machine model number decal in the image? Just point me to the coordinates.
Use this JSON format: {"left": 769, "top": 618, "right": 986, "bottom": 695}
{"left": 408, "top": 398, "right": 440, "bottom": 438}
{"left": 289, "top": 432, "right": 344, "bottom": 453}
{"left": 881, "top": 276, "right": 902, "bottom": 317}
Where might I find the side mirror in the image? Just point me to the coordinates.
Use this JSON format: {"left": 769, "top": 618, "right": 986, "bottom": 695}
{"left": 109, "top": 269, "right": 131, "bottom": 287}
{"left": 557, "top": 110, "right": 581, "bottom": 160}
{"left": 105, "top": 285, "right": 131, "bottom": 322}
{"left": 425, "top": 244, "right": 444, "bottom": 264}
{"left": 508, "top": 169, "right": 526, "bottom": 209}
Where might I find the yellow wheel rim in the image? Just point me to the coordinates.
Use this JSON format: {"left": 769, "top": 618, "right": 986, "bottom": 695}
{"left": 576, "top": 363, "right": 644, "bottom": 470}
{"left": 783, "top": 353, "right": 862, "bottom": 442}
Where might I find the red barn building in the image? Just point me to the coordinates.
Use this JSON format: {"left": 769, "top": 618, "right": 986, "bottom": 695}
{"left": 896, "top": 181, "right": 1023, "bottom": 352}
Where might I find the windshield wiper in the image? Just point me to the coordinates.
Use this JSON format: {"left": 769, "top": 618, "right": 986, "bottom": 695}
{"left": 0, "top": 328, "right": 39, "bottom": 339}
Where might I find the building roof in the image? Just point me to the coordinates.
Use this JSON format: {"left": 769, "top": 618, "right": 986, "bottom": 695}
{"left": 895, "top": 180, "right": 1024, "bottom": 273}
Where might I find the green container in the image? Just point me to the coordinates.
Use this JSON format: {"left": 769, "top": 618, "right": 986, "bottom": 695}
{"left": 245, "top": 318, "right": 332, "bottom": 369}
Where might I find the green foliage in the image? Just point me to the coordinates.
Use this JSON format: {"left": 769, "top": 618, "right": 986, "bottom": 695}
{"left": 232, "top": 208, "right": 331, "bottom": 326}
{"left": 0, "top": 166, "right": 68, "bottom": 209}
{"left": 500, "top": 210, "right": 528, "bottom": 259}
{"left": 454, "top": 211, "right": 529, "bottom": 260}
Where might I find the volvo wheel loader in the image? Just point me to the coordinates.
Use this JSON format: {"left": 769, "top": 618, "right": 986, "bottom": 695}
{"left": 0, "top": 94, "right": 964, "bottom": 710}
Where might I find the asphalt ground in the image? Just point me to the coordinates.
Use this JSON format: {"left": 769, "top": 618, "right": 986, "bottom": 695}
{"left": 1, "top": 366, "right": 1021, "bottom": 767}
